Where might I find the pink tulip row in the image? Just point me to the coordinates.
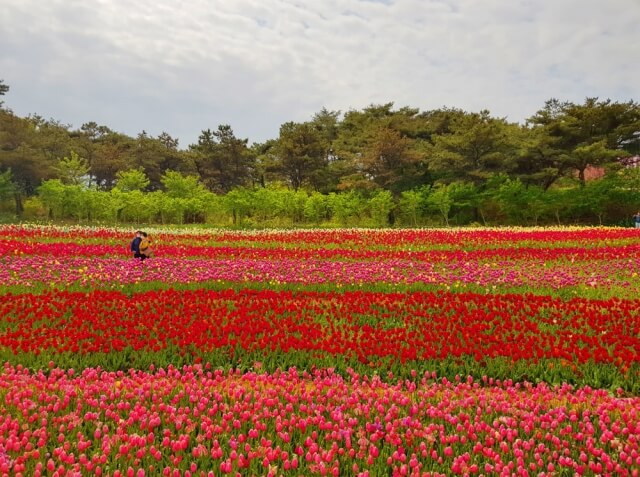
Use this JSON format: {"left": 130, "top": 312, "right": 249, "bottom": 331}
{"left": 0, "top": 255, "right": 636, "bottom": 291}
{"left": 2, "top": 224, "right": 638, "bottom": 247}
{"left": 0, "top": 363, "right": 639, "bottom": 476}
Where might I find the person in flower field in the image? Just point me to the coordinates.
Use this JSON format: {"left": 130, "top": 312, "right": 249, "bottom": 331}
{"left": 139, "top": 232, "right": 152, "bottom": 260}
{"left": 130, "top": 230, "right": 143, "bottom": 259}
{"left": 634, "top": 211, "right": 640, "bottom": 229}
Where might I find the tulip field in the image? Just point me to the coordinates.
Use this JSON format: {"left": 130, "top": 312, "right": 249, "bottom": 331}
{"left": 0, "top": 225, "right": 639, "bottom": 476}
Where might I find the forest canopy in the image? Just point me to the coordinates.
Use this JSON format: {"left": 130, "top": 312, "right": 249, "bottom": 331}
{"left": 1, "top": 79, "right": 639, "bottom": 227}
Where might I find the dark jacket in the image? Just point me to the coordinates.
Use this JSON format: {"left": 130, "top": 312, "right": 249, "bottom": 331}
{"left": 131, "top": 236, "right": 142, "bottom": 253}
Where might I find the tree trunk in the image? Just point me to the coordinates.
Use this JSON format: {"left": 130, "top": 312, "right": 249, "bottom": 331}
{"left": 478, "top": 207, "right": 487, "bottom": 226}
{"left": 13, "top": 192, "right": 23, "bottom": 217}
{"left": 578, "top": 168, "right": 586, "bottom": 186}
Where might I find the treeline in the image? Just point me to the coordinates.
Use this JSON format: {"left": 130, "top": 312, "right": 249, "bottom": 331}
{"left": 14, "top": 172, "right": 640, "bottom": 227}
{"left": 1, "top": 78, "right": 639, "bottom": 226}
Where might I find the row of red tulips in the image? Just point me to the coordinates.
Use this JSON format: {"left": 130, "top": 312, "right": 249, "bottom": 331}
{"left": 1, "top": 288, "right": 638, "bottom": 389}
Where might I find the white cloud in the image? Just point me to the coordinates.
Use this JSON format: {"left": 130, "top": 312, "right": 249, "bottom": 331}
{"left": 1, "top": 0, "right": 638, "bottom": 146}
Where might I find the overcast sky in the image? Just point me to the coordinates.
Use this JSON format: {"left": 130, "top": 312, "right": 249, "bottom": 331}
{"left": 1, "top": 0, "right": 638, "bottom": 148}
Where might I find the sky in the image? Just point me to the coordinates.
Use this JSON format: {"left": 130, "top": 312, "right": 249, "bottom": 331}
{"left": 1, "top": 0, "right": 639, "bottom": 148}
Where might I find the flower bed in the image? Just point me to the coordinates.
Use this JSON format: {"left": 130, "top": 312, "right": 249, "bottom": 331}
{"left": 1, "top": 225, "right": 639, "bottom": 475}
{"left": 1, "top": 364, "right": 639, "bottom": 476}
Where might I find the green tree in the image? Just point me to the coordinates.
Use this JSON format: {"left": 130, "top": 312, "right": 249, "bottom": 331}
{"left": 107, "top": 188, "right": 127, "bottom": 223}
{"left": 55, "top": 151, "right": 89, "bottom": 186}
{"left": 0, "top": 111, "right": 58, "bottom": 213}
{"left": 0, "top": 80, "right": 8, "bottom": 107}
{"left": 115, "top": 168, "right": 150, "bottom": 192}
{"left": 428, "top": 110, "right": 519, "bottom": 185}
{"left": 91, "top": 132, "right": 133, "bottom": 189}
{"left": 131, "top": 131, "right": 167, "bottom": 190}
{"left": 37, "top": 179, "right": 66, "bottom": 219}
{"left": 332, "top": 103, "right": 431, "bottom": 193}
{"left": 496, "top": 178, "right": 546, "bottom": 225}
{"left": 224, "top": 188, "right": 253, "bottom": 225}
{"left": 617, "top": 166, "right": 640, "bottom": 197}
{"left": 360, "top": 126, "right": 422, "bottom": 193}
{"left": 251, "top": 186, "right": 283, "bottom": 223}
{"left": 148, "top": 191, "right": 184, "bottom": 225}
{"left": 119, "top": 190, "right": 146, "bottom": 224}
{"left": 424, "top": 182, "right": 478, "bottom": 225}
{"left": 127, "top": 131, "right": 191, "bottom": 190}
{"left": 575, "top": 174, "right": 637, "bottom": 225}
{"left": 328, "top": 190, "right": 364, "bottom": 226}
{"left": 29, "top": 117, "right": 73, "bottom": 166}
{"left": 308, "top": 108, "right": 345, "bottom": 192}
{"left": 215, "top": 125, "right": 255, "bottom": 191}
{"left": 160, "top": 170, "right": 209, "bottom": 222}
{"left": 274, "top": 122, "right": 326, "bottom": 191}
{"left": 368, "top": 189, "right": 395, "bottom": 227}
{"left": 191, "top": 125, "right": 255, "bottom": 193}
{"left": 426, "top": 183, "right": 455, "bottom": 226}
{"left": 72, "top": 122, "right": 113, "bottom": 187}
{"left": 277, "top": 188, "right": 308, "bottom": 224}
{"left": 0, "top": 169, "right": 15, "bottom": 203}
{"left": 62, "top": 184, "right": 87, "bottom": 222}
{"left": 161, "top": 170, "right": 207, "bottom": 199}
{"left": 87, "top": 189, "right": 116, "bottom": 222}
{"left": 304, "top": 191, "right": 329, "bottom": 224}
{"left": 614, "top": 168, "right": 640, "bottom": 223}
{"left": 251, "top": 140, "right": 280, "bottom": 188}
{"left": 542, "top": 187, "right": 576, "bottom": 225}
{"left": 311, "top": 108, "right": 341, "bottom": 148}
{"left": 515, "top": 125, "right": 567, "bottom": 190}
{"left": 398, "top": 188, "right": 426, "bottom": 226}
{"left": 527, "top": 98, "right": 640, "bottom": 184}
{"left": 571, "top": 140, "right": 618, "bottom": 185}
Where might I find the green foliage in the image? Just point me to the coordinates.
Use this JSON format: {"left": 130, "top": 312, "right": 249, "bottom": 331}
{"left": 328, "top": 190, "right": 364, "bottom": 225}
{"left": 3, "top": 92, "right": 638, "bottom": 227}
{"left": 514, "top": 125, "right": 566, "bottom": 190}
{"left": 118, "top": 189, "right": 146, "bottom": 223}
{"left": 21, "top": 196, "right": 46, "bottom": 219}
{"left": 426, "top": 183, "right": 455, "bottom": 226}
{"left": 496, "top": 179, "right": 546, "bottom": 225}
{"left": 360, "top": 126, "right": 423, "bottom": 192}
{"left": 191, "top": 125, "right": 255, "bottom": 193}
{"left": 368, "top": 189, "right": 394, "bottom": 227}
{"left": 37, "top": 179, "right": 66, "bottom": 219}
{"left": 275, "top": 121, "right": 326, "bottom": 191}
{"left": 55, "top": 151, "right": 89, "bottom": 186}
{"left": 61, "top": 184, "right": 87, "bottom": 221}
{"left": 161, "top": 170, "right": 207, "bottom": 199}
{"left": 251, "top": 186, "right": 283, "bottom": 222}
{"left": 0, "top": 79, "right": 8, "bottom": 102}
{"left": 304, "top": 191, "right": 329, "bottom": 224}
{"left": 526, "top": 97, "right": 638, "bottom": 186}
{"left": 278, "top": 187, "right": 308, "bottom": 224}
{"left": 223, "top": 188, "right": 253, "bottom": 225}
{"left": 3, "top": 348, "right": 637, "bottom": 393}
{"left": 157, "top": 193, "right": 187, "bottom": 224}
{"left": 114, "top": 168, "right": 150, "bottom": 192}
{"left": 428, "top": 111, "right": 518, "bottom": 184}
{"left": 397, "top": 188, "right": 424, "bottom": 226}
{"left": 576, "top": 175, "right": 637, "bottom": 225}
{"left": 571, "top": 140, "right": 619, "bottom": 184}
{"left": 27, "top": 171, "right": 640, "bottom": 227}
{"left": 0, "top": 168, "right": 15, "bottom": 202}
{"left": 540, "top": 187, "right": 575, "bottom": 225}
